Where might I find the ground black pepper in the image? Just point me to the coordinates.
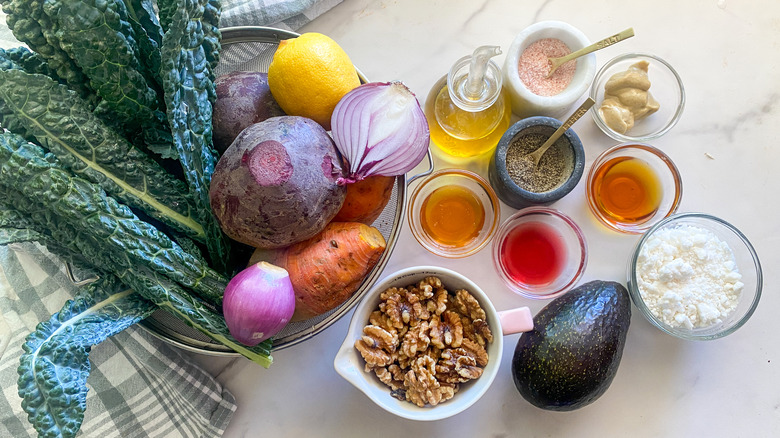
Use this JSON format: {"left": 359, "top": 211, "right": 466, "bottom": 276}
{"left": 505, "top": 127, "right": 574, "bottom": 193}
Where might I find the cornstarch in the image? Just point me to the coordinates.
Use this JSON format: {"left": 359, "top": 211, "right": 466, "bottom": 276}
{"left": 636, "top": 224, "right": 743, "bottom": 329}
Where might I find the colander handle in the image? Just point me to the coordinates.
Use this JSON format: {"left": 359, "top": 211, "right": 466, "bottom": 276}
{"left": 405, "top": 148, "right": 434, "bottom": 186}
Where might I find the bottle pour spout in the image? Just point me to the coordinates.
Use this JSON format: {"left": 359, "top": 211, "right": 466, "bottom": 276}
{"left": 464, "top": 45, "right": 502, "bottom": 100}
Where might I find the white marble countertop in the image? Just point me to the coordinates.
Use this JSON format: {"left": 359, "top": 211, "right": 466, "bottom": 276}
{"left": 187, "top": 1, "right": 780, "bottom": 436}
{"left": 2, "top": 0, "right": 776, "bottom": 436}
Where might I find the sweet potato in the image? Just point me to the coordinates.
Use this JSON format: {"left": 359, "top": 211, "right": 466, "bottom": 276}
{"left": 332, "top": 175, "right": 395, "bottom": 224}
{"left": 250, "top": 222, "right": 386, "bottom": 320}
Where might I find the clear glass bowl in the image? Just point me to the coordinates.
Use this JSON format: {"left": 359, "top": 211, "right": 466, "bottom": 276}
{"left": 586, "top": 142, "right": 682, "bottom": 234}
{"left": 590, "top": 53, "right": 685, "bottom": 142}
{"left": 408, "top": 169, "right": 501, "bottom": 258}
{"left": 492, "top": 207, "right": 587, "bottom": 299}
{"left": 627, "top": 213, "right": 763, "bottom": 340}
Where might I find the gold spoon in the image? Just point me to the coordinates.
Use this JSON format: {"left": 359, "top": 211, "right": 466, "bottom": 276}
{"left": 526, "top": 97, "right": 596, "bottom": 168}
{"left": 547, "top": 28, "right": 635, "bottom": 78}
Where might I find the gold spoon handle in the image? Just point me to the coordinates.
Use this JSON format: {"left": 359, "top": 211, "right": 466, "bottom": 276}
{"left": 548, "top": 28, "right": 635, "bottom": 77}
{"left": 529, "top": 97, "right": 596, "bottom": 166}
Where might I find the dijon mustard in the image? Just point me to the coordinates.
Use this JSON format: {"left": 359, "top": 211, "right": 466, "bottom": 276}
{"left": 598, "top": 60, "right": 660, "bottom": 134}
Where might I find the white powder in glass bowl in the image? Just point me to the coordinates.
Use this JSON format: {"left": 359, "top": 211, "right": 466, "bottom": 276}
{"left": 636, "top": 224, "right": 744, "bottom": 329}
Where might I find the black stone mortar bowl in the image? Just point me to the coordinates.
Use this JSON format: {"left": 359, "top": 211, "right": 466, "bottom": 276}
{"left": 489, "top": 116, "right": 585, "bottom": 209}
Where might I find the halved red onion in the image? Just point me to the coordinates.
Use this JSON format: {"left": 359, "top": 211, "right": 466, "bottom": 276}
{"left": 331, "top": 82, "right": 430, "bottom": 184}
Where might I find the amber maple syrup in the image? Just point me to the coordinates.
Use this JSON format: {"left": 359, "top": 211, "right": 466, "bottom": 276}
{"left": 590, "top": 156, "right": 662, "bottom": 225}
{"left": 420, "top": 185, "right": 486, "bottom": 247}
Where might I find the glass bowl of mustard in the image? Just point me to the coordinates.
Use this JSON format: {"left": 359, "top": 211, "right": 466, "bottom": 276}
{"left": 408, "top": 169, "right": 501, "bottom": 258}
{"left": 590, "top": 53, "right": 685, "bottom": 142}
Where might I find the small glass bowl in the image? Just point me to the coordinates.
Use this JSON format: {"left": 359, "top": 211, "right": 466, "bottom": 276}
{"left": 590, "top": 53, "right": 685, "bottom": 141}
{"left": 408, "top": 169, "right": 501, "bottom": 258}
{"left": 586, "top": 142, "right": 682, "bottom": 234}
{"left": 492, "top": 207, "right": 587, "bottom": 299}
{"left": 627, "top": 213, "right": 763, "bottom": 340}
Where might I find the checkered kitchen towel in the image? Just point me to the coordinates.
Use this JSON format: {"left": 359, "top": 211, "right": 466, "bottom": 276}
{"left": 221, "top": 0, "right": 344, "bottom": 29}
{"left": 0, "top": 243, "right": 237, "bottom": 438}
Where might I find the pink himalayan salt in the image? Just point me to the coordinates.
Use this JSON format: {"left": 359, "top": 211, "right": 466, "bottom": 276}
{"left": 518, "top": 38, "right": 576, "bottom": 96}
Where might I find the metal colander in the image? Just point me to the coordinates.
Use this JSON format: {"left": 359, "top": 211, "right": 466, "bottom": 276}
{"left": 135, "top": 26, "right": 429, "bottom": 354}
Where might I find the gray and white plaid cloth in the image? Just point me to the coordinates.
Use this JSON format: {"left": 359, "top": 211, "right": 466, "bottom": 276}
{"left": 0, "top": 0, "right": 343, "bottom": 436}
{"left": 0, "top": 244, "right": 237, "bottom": 438}
{"left": 221, "top": 0, "right": 344, "bottom": 29}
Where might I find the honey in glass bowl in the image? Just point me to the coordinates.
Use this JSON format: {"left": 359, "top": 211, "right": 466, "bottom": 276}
{"left": 420, "top": 185, "right": 486, "bottom": 247}
{"left": 408, "top": 169, "right": 500, "bottom": 258}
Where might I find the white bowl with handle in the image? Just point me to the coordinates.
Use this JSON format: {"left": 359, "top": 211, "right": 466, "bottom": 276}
{"left": 333, "top": 266, "right": 533, "bottom": 421}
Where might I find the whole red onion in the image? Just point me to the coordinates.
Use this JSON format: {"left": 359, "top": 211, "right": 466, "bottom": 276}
{"left": 223, "top": 262, "right": 295, "bottom": 346}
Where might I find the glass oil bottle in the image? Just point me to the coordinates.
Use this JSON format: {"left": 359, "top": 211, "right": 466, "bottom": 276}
{"left": 424, "top": 46, "right": 512, "bottom": 159}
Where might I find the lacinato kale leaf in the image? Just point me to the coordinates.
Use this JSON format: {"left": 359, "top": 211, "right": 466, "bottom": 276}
{"left": 124, "top": 0, "right": 165, "bottom": 92}
{"left": 0, "top": 0, "right": 93, "bottom": 99}
{"left": 0, "top": 134, "right": 274, "bottom": 367}
{"left": 0, "top": 208, "right": 43, "bottom": 245}
{"left": 0, "top": 69, "right": 206, "bottom": 241}
{"left": 0, "top": 47, "right": 62, "bottom": 82}
{"left": 161, "top": 0, "right": 230, "bottom": 272}
{"left": 122, "top": 0, "right": 180, "bottom": 158}
{"left": 0, "top": 228, "right": 43, "bottom": 245}
{"left": 46, "top": 0, "right": 163, "bottom": 130}
{"left": 17, "top": 275, "right": 155, "bottom": 438}
{"left": 156, "top": 0, "right": 177, "bottom": 33}
{"left": 0, "top": 132, "right": 225, "bottom": 306}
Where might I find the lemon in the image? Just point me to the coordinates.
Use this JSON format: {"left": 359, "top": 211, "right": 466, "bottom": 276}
{"left": 268, "top": 32, "right": 361, "bottom": 130}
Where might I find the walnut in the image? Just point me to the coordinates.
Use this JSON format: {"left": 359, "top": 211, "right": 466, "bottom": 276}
{"left": 363, "top": 324, "right": 399, "bottom": 352}
{"left": 461, "top": 316, "right": 494, "bottom": 347}
{"left": 379, "top": 287, "right": 428, "bottom": 328}
{"left": 461, "top": 338, "right": 489, "bottom": 367}
{"left": 388, "top": 364, "right": 405, "bottom": 381}
{"left": 369, "top": 310, "right": 396, "bottom": 334}
{"left": 438, "top": 382, "right": 459, "bottom": 403}
{"left": 355, "top": 338, "right": 394, "bottom": 368}
{"left": 429, "top": 311, "right": 463, "bottom": 349}
{"left": 429, "top": 287, "right": 448, "bottom": 316}
{"left": 423, "top": 346, "right": 442, "bottom": 362}
{"left": 354, "top": 325, "right": 398, "bottom": 367}
{"left": 375, "top": 366, "right": 404, "bottom": 391}
{"left": 357, "top": 277, "right": 493, "bottom": 408}
{"left": 404, "top": 356, "right": 444, "bottom": 407}
{"left": 451, "top": 289, "right": 487, "bottom": 321}
{"left": 400, "top": 320, "right": 430, "bottom": 358}
{"left": 414, "top": 276, "right": 440, "bottom": 300}
{"left": 437, "top": 344, "right": 483, "bottom": 383}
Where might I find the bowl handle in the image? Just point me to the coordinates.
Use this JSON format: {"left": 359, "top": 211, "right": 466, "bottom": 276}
{"left": 405, "top": 148, "right": 434, "bottom": 186}
{"left": 497, "top": 307, "right": 534, "bottom": 335}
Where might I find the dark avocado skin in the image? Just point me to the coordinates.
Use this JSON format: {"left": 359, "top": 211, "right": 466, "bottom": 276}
{"left": 512, "top": 280, "right": 631, "bottom": 411}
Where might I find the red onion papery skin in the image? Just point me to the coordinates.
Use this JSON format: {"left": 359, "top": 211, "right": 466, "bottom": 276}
{"left": 331, "top": 81, "right": 430, "bottom": 184}
{"left": 223, "top": 261, "right": 295, "bottom": 346}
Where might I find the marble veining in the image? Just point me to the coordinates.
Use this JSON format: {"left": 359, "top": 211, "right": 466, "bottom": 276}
{"left": 1, "top": 0, "right": 776, "bottom": 436}
{"left": 190, "top": 1, "right": 779, "bottom": 436}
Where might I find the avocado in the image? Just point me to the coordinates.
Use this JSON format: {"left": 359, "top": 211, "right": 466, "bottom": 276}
{"left": 511, "top": 280, "right": 631, "bottom": 411}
